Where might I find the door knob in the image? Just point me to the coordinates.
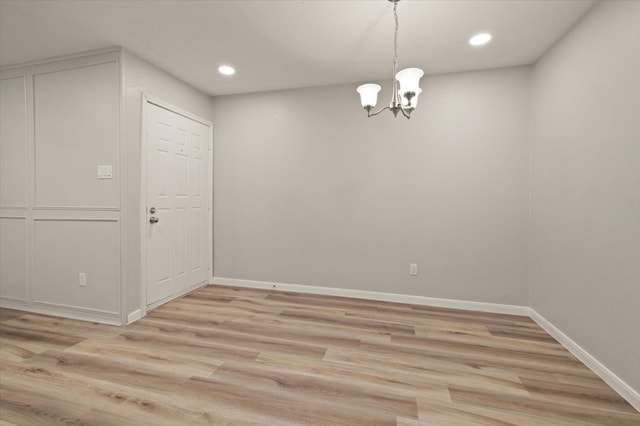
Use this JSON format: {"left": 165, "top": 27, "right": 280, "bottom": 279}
{"left": 149, "top": 207, "right": 156, "bottom": 214}
{"left": 149, "top": 216, "right": 159, "bottom": 224}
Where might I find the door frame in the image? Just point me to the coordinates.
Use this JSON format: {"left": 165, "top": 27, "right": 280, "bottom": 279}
{"left": 139, "top": 94, "right": 213, "bottom": 318}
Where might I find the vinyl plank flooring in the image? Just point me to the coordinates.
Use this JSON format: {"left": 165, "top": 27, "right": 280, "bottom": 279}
{"left": 249, "top": 313, "right": 394, "bottom": 342}
{"left": 254, "top": 352, "right": 452, "bottom": 402}
{"left": 4, "top": 315, "right": 120, "bottom": 340}
{"left": 323, "top": 347, "right": 532, "bottom": 398}
{"left": 178, "top": 374, "right": 399, "bottom": 426}
{"left": 0, "top": 323, "right": 83, "bottom": 349}
{"left": 0, "top": 386, "right": 88, "bottom": 426}
{"left": 178, "top": 326, "right": 328, "bottom": 359}
{"left": 0, "top": 360, "right": 128, "bottom": 416}
{"left": 416, "top": 398, "right": 583, "bottom": 426}
{"left": 449, "top": 385, "right": 640, "bottom": 426}
{"left": 0, "top": 310, "right": 26, "bottom": 323}
{"left": 1, "top": 285, "right": 638, "bottom": 425}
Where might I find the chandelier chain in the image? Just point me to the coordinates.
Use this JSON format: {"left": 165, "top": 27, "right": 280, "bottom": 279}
{"left": 393, "top": 1, "right": 399, "bottom": 68}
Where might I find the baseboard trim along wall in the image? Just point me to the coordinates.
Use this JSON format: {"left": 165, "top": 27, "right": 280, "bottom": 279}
{"left": 210, "top": 276, "right": 639, "bottom": 411}
{"left": 0, "top": 298, "right": 122, "bottom": 326}
{"left": 529, "top": 309, "right": 640, "bottom": 412}
{"left": 210, "top": 276, "right": 529, "bottom": 316}
{"left": 126, "top": 308, "right": 143, "bottom": 324}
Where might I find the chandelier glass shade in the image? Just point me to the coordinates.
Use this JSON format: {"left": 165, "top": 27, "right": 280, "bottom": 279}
{"left": 356, "top": 84, "right": 382, "bottom": 108}
{"left": 357, "top": 0, "right": 424, "bottom": 119}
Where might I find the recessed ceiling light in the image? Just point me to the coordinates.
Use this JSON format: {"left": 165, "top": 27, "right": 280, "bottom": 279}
{"left": 218, "top": 65, "right": 235, "bottom": 76}
{"left": 469, "top": 32, "right": 492, "bottom": 46}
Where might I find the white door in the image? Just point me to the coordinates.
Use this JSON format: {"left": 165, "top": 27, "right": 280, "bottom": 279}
{"left": 145, "top": 100, "right": 211, "bottom": 308}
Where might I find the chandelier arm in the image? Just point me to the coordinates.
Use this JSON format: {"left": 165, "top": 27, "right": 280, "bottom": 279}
{"left": 367, "top": 106, "right": 391, "bottom": 118}
{"left": 399, "top": 107, "right": 411, "bottom": 119}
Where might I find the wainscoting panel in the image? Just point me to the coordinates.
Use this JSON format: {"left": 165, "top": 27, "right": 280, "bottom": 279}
{"left": 1, "top": 49, "right": 124, "bottom": 324}
{"left": 33, "top": 61, "right": 119, "bottom": 209}
{"left": 0, "top": 217, "right": 27, "bottom": 301}
{"left": 0, "top": 76, "right": 27, "bottom": 208}
{"left": 33, "top": 218, "right": 120, "bottom": 315}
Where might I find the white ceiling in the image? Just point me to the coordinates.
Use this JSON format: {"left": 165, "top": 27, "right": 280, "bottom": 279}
{"left": 0, "top": 0, "right": 595, "bottom": 96}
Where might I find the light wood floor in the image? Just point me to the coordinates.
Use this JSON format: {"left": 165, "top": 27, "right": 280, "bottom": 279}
{"left": 1, "top": 286, "right": 638, "bottom": 425}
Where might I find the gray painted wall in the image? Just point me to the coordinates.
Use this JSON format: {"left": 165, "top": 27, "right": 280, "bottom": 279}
{"left": 212, "top": 66, "right": 531, "bottom": 305}
{"left": 530, "top": 0, "right": 640, "bottom": 391}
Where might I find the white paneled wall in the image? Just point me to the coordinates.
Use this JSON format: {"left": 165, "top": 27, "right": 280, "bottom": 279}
{"left": 34, "top": 61, "right": 119, "bottom": 209}
{"left": 0, "top": 50, "right": 123, "bottom": 324}
{"left": 0, "top": 217, "right": 27, "bottom": 301}
{"left": 0, "top": 76, "right": 27, "bottom": 208}
{"left": 33, "top": 219, "right": 120, "bottom": 314}
{"left": 0, "top": 74, "right": 29, "bottom": 305}
{"left": 1, "top": 48, "right": 216, "bottom": 323}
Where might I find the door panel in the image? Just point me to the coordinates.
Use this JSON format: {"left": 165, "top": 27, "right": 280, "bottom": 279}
{"left": 146, "top": 102, "right": 211, "bottom": 307}
{"left": 191, "top": 207, "right": 202, "bottom": 272}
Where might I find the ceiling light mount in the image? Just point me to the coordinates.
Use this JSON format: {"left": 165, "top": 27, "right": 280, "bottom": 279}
{"left": 218, "top": 65, "right": 236, "bottom": 76}
{"left": 469, "top": 32, "right": 492, "bottom": 46}
{"left": 357, "top": 0, "right": 423, "bottom": 119}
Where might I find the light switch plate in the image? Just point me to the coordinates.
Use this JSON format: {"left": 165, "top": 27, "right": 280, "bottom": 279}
{"left": 97, "top": 165, "right": 113, "bottom": 179}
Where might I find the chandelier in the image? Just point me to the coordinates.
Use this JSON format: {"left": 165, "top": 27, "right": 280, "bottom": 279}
{"left": 356, "top": 0, "right": 424, "bottom": 119}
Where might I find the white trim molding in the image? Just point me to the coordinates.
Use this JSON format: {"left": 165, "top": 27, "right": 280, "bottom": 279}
{"left": 126, "top": 309, "right": 143, "bottom": 325}
{"left": 529, "top": 309, "right": 640, "bottom": 412}
{"left": 0, "top": 47, "right": 121, "bottom": 72}
{"left": 210, "top": 277, "right": 530, "bottom": 316}
{"left": 0, "top": 298, "right": 121, "bottom": 326}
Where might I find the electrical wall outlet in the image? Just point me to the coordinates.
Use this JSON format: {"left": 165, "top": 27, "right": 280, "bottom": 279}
{"left": 409, "top": 263, "right": 418, "bottom": 276}
{"left": 79, "top": 272, "right": 87, "bottom": 287}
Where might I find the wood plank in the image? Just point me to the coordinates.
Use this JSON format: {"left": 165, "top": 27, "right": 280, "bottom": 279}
{"left": 177, "top": 374, "right": 399, "bottom": 425}
{"left": 416, "top": 398, "right": 583, "bottom": 426}
{"left": 449, "top": 385, "right": 640, "bottom": 426}
{"left": 0, "top": 309, "right": 25, "bottom": 323}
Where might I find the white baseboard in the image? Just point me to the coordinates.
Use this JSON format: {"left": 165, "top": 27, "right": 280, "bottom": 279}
{"left": 210, "top": 276, "right": 530, "bottom": 316}
{"left": 529, "top": 308, "right": 640, "bottom": 412}
{"left": 126, "top": 309, "right": 143, "bottom": 325}
{"left": 0, "top": 298, "right": 122, "bottom": 326}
